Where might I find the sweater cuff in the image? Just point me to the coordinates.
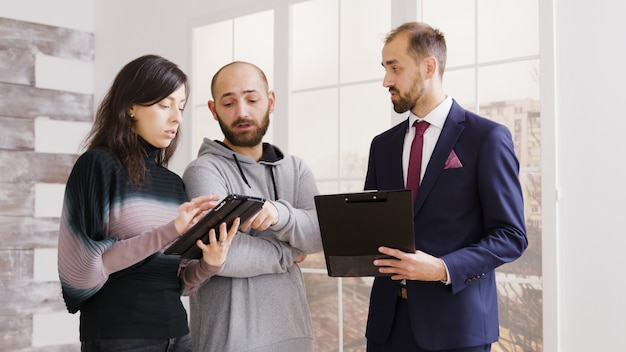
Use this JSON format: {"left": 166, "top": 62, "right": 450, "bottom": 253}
{"left": 181, "top": 258, "right": 224, "bottom": 295}
{"left": 197, "top": 258, "right": 224, "bottom": 277}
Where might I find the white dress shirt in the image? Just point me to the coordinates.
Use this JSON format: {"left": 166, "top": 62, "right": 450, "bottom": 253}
{"left": 401, "top": 96, "right": 453, "bottom": 285}
{"left": 402, "top": 96, "right": 453, "bottom": 186}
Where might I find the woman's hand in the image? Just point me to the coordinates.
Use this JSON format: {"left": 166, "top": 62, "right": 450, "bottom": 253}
{"left": 196, "top": 217, "right": 240, "bottom": 266}
{"left": 173, "top": 195, "right": 221, "bottom": 235}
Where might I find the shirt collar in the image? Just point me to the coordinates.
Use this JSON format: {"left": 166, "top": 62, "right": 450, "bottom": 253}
{"left": 407, "top": 96, "right": 453, "bottom": 130}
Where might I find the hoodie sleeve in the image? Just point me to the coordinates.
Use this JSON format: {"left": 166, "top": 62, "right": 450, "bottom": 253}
{"left": 182, "top": 158, "right": 303, "bottom": 277}
{"left": 269, "top": 156, "right": 323, "bottom": 254}
{"left": 216, "top": 233, "right": 302, "bottom": 278}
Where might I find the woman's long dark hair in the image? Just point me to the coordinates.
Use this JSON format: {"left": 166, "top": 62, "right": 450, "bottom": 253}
{"left": 84, "top": 54, "right": 188, "bottom": 186}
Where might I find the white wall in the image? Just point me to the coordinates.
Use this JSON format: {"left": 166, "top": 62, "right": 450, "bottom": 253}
{"left": 552, "top": 0, "right": 626, "bottom": 350}
{"left": 0, "top": 0, "right": 93, "bottom": 31}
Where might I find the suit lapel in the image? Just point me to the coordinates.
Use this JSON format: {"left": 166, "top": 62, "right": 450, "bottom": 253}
{"left": 390, "top": 121, "right": 409, "bottom": 189}
{"left": 383, "top": 119, "right": 410, "bottom": 190}
{"left": 413, "top": 101, "right": 466, "bottom": 214}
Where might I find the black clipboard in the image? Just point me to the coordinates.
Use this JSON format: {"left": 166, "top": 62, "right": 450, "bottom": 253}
{"left": 164, "top": 194, "right": 265, "bottom": 259}
{"left": 314, "top": 190, "right": 415, "bottom": 277}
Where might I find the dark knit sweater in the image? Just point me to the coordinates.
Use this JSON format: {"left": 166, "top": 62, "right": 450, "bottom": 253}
{"left": 58, "top": 144, "right": 192, "bottom": 340}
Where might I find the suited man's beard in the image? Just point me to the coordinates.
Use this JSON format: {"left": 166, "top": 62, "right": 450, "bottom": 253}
{"left": 392, "top": 96, "right": 414, "bottom": 114}
{"left": 392, "top": 86, "right": 427, "bottom": 114}
{"left": 216, "top": 111, "right": 270, "bottom": 147}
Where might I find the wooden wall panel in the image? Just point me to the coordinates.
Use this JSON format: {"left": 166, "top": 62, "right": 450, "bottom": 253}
{"left": 0, "top": 83, "right": 92, "bottom": 121}
{"left": 0, "top": 50, "right": 35, "bottom": 86}
{"left": 0, "top": 181, "right": 33, "bottom": 216}
{"left": 0, "top": 151, "right": 76, "bottom": 184}
{"left": 0, "top": 279, "right": 73, "bottom": 351}
{"left": 0, "top": 280, "right": 66, "bottom": 314}
{"left": 0, "top": 16, "right": 93, "bottom": 351}
{"left": 0, "top": 17, "right": 94, "bottom": 61}
{"left": 0, "top": 249, "right": 33, "bottom": 281}
{"left": 0, "top": 116, "right": 34, "bottom": 151}
{"left": 0, "top": 312, "right": 31, "bottom": 350}
{"left": 0, "top": 216, "right": 60, "bottom": 249}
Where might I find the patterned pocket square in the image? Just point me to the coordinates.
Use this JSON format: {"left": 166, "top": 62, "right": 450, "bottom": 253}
{"left": 444, "top": 149, "right": 463, "bottom": 169}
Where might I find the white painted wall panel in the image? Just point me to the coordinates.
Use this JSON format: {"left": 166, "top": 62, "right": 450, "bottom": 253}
{"left": 33, "top": 248, "right": 59, "bottom": 282}
{"left": 34, "top": 117, "right": 90, "bottom": 154}
{"left": 32, "top": 312, "right": 79, "bottom": 347}
{"left": 34, "top": 183, "right": 65, "bottom": 218}
{"left": 36, "top": 54, "right": 93, "bottom": 94}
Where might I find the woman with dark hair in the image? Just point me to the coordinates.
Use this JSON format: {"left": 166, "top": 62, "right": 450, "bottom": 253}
{"left": 57, "top": 54, "right": 236, "bottom": 352}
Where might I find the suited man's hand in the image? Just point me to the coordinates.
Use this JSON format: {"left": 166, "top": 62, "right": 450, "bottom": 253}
{"left": 374, "top": 247, "right": 448, "bottom": 282}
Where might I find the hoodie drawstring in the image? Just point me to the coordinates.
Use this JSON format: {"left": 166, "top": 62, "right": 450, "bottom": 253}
{"left": 233, "top": 154, "right": 252, "bottom": 189}
{"left": 233, "top": 153, "right": 279, "bottom": 200}
{"left": 270, "top": 168, "right": 278, "bottom": 200}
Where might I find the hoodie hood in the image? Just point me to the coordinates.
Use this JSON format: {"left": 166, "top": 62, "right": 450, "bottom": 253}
{"left": 198, "top": 138, "right": 284, "bottom": 164}
{"left": 196, "top": 138, "right": 285, "bottom": 200}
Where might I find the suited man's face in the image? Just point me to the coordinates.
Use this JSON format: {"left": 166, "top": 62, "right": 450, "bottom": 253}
{"left": 381, "top": 34, "right": 428, "bottom": 114}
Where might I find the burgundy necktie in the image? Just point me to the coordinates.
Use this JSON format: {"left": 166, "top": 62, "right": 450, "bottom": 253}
{"left": 407, "top": 121, "right": 430, "bottom": 203}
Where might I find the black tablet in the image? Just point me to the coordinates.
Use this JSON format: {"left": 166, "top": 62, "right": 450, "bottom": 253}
{"left": 164, "top": 194, "right": 265, "bottom": 259}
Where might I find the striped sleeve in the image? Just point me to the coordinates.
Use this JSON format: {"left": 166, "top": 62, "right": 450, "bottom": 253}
{"left": 57, "top": 151, "right": 118, "bottom": 313}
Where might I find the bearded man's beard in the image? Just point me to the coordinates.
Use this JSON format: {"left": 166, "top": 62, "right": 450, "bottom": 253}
{"left": 217, "top": 110, "right": 270, "bottom": 147}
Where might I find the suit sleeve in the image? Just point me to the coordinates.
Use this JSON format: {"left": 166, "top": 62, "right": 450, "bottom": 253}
{"left": 441, "top": 124, "right": 528, "bottom": 294}
{"left": 364, "top": 140, "right": 378, "bottom": 191}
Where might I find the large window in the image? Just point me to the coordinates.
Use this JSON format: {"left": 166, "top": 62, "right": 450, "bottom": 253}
{"left": 192, "top": 1, "right": 542, "bottom": 350}
{"left": 191, "top": 9, "right": 275, "bottom": 153}
{"left": 422, "top": 1, "right": 542, "bottom": 351}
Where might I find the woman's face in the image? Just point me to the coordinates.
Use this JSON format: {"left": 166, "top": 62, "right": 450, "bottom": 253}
{"left": 130, "top": 84, "right": 186, "bottom": 148}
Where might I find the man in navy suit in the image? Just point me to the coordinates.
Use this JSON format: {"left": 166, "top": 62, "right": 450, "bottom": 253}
{"left": 365, "top": 22, "right": 528, "bottom": 352}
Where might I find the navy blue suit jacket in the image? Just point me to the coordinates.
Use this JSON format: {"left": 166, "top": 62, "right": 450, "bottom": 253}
{"left": 364, "top": 100, "right": 527, "bottom": 350}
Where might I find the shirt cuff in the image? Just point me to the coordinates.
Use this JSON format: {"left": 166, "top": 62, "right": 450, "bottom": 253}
{"left": 441, "top": 259, "right": 451, "bottom": 285}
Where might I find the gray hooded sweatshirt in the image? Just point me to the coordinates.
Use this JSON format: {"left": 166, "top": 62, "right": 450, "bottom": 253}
{"left": 182, "top": 138, "right": 323, "bottom": 352}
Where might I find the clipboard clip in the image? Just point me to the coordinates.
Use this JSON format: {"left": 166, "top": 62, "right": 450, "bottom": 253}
{"left": 344, "top": 192, "right": 388, "bottom": 203}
